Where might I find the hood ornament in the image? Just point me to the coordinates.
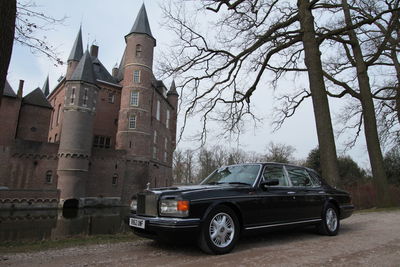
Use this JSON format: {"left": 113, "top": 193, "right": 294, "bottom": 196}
{"left": 146, "top": 182, "right": 150, "bottom": 190}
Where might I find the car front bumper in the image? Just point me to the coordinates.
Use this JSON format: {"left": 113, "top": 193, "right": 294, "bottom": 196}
{"left": 340, "top": 204, "right": 355, "bottom": 219}
{"left": 128, "top": 213, "right": 201, "bottom": 240}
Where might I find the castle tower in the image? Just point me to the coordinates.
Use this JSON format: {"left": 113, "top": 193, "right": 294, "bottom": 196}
{"left": 167, "top": 80, "right": 179, "bottom": 149}
{"left": 66, "top": 27, "right": 83, "bottom": 80}
{"left": 42, "top": 75, "right": 50, "bottom": 97}
{"left": 57, "top": 51, "right": 99, "bottom": 208}
{"left": 116, "top": 4, "right": 156, "bottom": 157}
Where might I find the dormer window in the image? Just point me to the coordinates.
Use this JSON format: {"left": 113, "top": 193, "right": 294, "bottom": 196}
{"left": 133, "top": 70, "right": 141, "bottom": 83}
{"left": 136, "top": 44, "right": 142, "bottom": 57}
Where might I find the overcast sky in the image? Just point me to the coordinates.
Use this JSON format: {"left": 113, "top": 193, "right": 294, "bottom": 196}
{"left": 7, "top": 0, "right": 372, "bottom": 169}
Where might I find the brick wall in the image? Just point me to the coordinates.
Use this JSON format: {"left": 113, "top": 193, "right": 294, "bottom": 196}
{"left": 16, "top": 104, "right": 52, "bottom": 142}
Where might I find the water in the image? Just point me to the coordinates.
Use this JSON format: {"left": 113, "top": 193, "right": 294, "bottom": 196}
{"left": 0, "top": 207, "right": 131, "bottom": 243}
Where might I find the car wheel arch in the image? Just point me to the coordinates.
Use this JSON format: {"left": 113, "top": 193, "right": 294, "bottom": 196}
{"left": 325, "top": 198, "right": 340, "bottom": 218}
{"left": 201, "top": 201, "right": 243, "bottom": 230}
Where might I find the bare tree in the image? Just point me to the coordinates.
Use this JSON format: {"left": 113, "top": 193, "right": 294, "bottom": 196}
{"left": 262, "top": 142, "right": 296, "bottom": 163}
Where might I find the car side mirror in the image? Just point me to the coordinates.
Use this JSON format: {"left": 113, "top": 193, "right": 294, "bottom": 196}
{"left": 260, "top": 179, "right": 279, "bottom": 190}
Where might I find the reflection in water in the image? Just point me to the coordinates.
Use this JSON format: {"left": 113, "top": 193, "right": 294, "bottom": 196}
{"left": 0, "top": 207, "right": 131, "bottom": 242}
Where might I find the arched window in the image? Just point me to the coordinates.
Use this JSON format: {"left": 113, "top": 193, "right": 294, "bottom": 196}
{"left": 54, "top": 134, "right": 58, "bottom": 142}
{"left": 112, "top": 173, "right": 118, "bottom": 185}
{"left": 45, "top": 170, "right": 53, "bottom": 183}
{"left": 56, "top": 104, "right": 62, "bottom": 125}
{"left": 136, "top": 44, "right": 142, "bottom": 57}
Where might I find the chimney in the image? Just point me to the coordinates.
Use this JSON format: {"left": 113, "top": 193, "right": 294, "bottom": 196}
{"left": 112, "top": 66, "right": 119, "bottom": 77}
{"left": 90, "top": 45, "right": 99, "bottom": 58}
{"left": 17, "top": 80, "right": 24, "bottom": 98}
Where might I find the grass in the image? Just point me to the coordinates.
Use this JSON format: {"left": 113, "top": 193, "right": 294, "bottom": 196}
{"left": 0, "top": 232, "right": 142, "bottom": 254}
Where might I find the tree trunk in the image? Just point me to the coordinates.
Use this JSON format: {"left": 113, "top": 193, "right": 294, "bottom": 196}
{"left": 342, "top": 0, "right": 390, "bottom": 207}
{"left": 297, "top": 0, "right": 340, "bottom": 185}
{"left": 0, "top": 0, "right": 17, "bottom": 107}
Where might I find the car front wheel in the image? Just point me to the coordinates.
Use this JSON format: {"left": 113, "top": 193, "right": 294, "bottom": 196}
{"left": 318, "top": 203, "right": 340, "bottom": 236}
{"left": 198, "top": 205, "right": 239, "bottom": 254}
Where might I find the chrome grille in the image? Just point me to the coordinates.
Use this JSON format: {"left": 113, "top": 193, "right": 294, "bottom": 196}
{"left": 137, "top": 193, "right": 158, "bottom": 217}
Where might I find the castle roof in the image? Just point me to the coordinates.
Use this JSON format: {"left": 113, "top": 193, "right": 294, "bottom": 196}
{"left": 91, "top": 56, "right": 118, "bottom": 84}
{"left": 127, "top": 4, "right": 154, "bottom": 40}
{"left": 42, "top": 76, "right": 49, "bottom": 97}
{"left": 23, "top": 88, "right": 52, "bottom": 108}
{"left": 167, "top": 80, "right": 179, "bottom": 96}
{"left": 3, "top": 80, "right": 17, "bottom": 98}
{"left": 68, "top": 27, "right": 83, "bottom": 61}
{"left": 70, "top": 50, "right": 96, "bottom": 85}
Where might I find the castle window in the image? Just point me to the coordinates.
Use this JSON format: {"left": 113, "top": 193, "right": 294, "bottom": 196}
{"left": 156, "top": 100, "right": 160, "bottom": 120}
{"left": 83, "top": 88, "right": 88, "bottom": 107}
{"left": 112, "top": 173, "right": 118, "bottom": 185}
{"left": 71, "top": 87, "right": 76, "bottom": 104}
{"left": 55, "top": 133, "right": 58, "bottom": 142}
{"left": 129, "top": 115, "right": 136, "bottom": 129}
{"left": 153, "top": 146, "right": 157, "bottom": 159}
{"left": 164, "top": 137, "right": 168, "bottom": 162}
{"left": 133, "top": 70, "right": 141, "bottom": 83}
{"left": 93, "top": 135, "right": 111, "bottom": 148}
{"left": 153, "top": 130, "right": 157, "bottom": 144}
{"left": 45, "top": 170, "right": 53, "bottom": 184}
{"left": 56, "top": 104, "right": 61, "bottom": 125}
{"left": 130, "top": 91, "right": 139, "bottom": 106}
{"left": 108, "top": 92, "right": 115, "bottom": 103}
{"left": 136, "top": 44, "right": 142, "bottom": 57}
{"left": 166, "top": 109, "right": 170, "bottom": 129}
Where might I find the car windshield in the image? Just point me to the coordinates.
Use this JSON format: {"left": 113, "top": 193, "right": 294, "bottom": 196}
{"left": 200, "top": 164, "right": 261, "bottom": 186}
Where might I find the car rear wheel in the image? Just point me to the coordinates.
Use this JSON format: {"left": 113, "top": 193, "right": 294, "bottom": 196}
{"left": 198, "top": 205, "right": 239, "bottom": 254}
{"left": 317, "top": 203, "right": 339, "bottom": 236}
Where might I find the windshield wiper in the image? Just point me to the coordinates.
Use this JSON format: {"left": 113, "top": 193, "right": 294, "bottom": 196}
{"left": 227, "top": 182, "right": 251, "bottom": 186}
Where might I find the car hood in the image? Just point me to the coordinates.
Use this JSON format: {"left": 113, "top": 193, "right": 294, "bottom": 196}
{"left": 148, "top": 184, "right": 225, "bottom": 195}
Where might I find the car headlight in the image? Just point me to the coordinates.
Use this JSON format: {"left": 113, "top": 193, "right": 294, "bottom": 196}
{"left": 130, "top": 199, "right": 137, "bottom": 212}
{"left": 159, "top": 199, "right": 189, "bottom": 217}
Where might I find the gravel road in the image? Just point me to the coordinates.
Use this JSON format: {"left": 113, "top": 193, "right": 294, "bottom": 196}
{"left": 2, "top": 210, "right": 400, "bottom": 267}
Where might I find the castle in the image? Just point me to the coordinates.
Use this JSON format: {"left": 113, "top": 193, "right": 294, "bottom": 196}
{"left": 0, "top": 4, "right": 178, "bottom": 209}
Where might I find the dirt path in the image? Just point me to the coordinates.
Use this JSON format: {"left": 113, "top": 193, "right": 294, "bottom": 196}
{"left": 2, "top": 210, "right": 400, "bottom": 267}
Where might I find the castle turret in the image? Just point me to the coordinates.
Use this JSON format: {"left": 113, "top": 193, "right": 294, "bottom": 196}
{"left": 116, "top": 4, "right": 156, "bottom": 156}
{"left": 42, "top": 75, "right": 50, "bottom": 97}
{"left": 66, "top": 27, "right": 83, "bottom": 80}
{"left": 167, "top": 80, "right": 179, "bottom": 149}
{"left": 57, "top": 51, "right": 99, "bottom": 208}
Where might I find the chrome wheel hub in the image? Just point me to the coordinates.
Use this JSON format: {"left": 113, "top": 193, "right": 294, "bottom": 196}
{"left": 326, "top": 208, "right": 338, "bottom": 232}
{"left": 209, "top": 213, "right": 235, "bottom": 248}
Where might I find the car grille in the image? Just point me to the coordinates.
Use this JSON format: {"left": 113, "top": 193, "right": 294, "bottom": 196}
{"left": 137, "top": 193, "right": 158, "bottom": 217}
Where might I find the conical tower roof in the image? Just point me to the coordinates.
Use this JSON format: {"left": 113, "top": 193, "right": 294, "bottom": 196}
{"left": 68, "top": 27, "right": 83, "bottom": 61}
{"left": 42, "top": 75, "right": 49, "bottom": 97}
{"left": 167, "top": 80, "right": 179, "bottom": 96}
{"left": 70, "top": 50, "right": 96, "bottom": 85}
{"left": 127, "top": 4, "right": 154, "bottom": 40}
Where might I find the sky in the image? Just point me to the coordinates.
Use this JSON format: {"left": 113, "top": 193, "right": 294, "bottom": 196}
{"left": 7, "top": 0, "right": 371, "bottom": 169}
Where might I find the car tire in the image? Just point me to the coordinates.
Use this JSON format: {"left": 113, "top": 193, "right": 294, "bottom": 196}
{"left": 317, "top": 203, "right": 340, "bottom": 236}
{"left": 198, "top": 205, "right": 240, "bottom": 254}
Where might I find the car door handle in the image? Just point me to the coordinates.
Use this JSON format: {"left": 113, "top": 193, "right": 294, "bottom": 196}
{"left": 318, "top": 191, "right": 326, "bottom": 194}
{"left": 287, "top": 191, "right": 296, "bottom": 194}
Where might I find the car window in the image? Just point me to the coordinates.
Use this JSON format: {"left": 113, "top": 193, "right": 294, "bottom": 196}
{"left": 262, "top": 165, "right": 288, "bottom": 186}
{"left": 286, "top": 167, "right": 314, "bottom": 187}
{"left": 201, "top": 164, "right": 261, "bottom": 185}
{"left": 307, "top": 170, "right": 322, "bottom": 186}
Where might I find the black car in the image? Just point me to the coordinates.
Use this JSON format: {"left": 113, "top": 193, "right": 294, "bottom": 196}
{"left": 128, "top": 163, "right": 354, "bottom": 254}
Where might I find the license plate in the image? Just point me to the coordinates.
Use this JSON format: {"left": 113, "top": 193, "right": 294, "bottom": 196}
{"left": 129, "top": 218, "right": 145, "bottom": 229}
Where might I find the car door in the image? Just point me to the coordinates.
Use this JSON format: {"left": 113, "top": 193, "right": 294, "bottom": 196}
{"left": 252, "top": 164, "right": 298, "bottom": 225}
{"left": 285, "top": 166, "right": 325, "bottom": 220}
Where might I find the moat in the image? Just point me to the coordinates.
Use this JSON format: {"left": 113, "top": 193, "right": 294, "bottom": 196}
{"left": 0, "top": 207, "right": 131, "bottom": 242}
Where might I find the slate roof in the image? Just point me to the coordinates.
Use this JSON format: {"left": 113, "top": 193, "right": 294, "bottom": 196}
{"left": 128, "top": 4, "right": 154, "bottom": 39}
{"left": 70, "top": 50, "right": 96, "bottom": 84}
{"left": 68, "top": 27, "right": 83, "bottom": 61}
{"left": 167, "top": 80, "right": 178, "bottom": 96}
{"left": 42, "top": 76, "right": 49, "bottom": 97}
{"left": 3, "top": 80, "right": 17, "bottom": 97}
{"left": 92, "top": 56, "right": 118, "bottom": 84}
{"left": 22, "top": 88, "right": 52, "bottom": 108}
